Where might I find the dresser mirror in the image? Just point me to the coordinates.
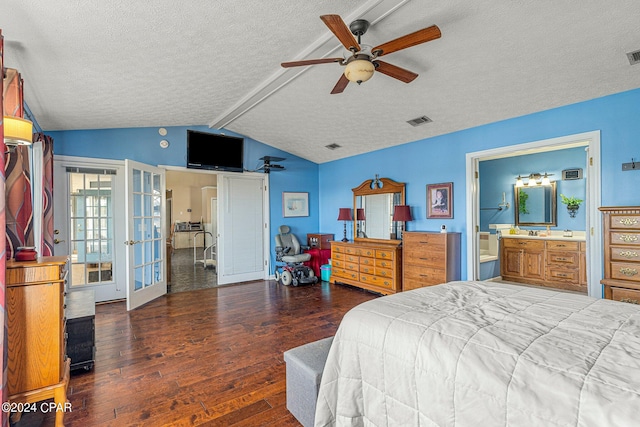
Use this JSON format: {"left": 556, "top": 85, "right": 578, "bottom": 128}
{"left": 353, "top": 176, "right": 405, "bottom": 243}
{"left": 514, "top": 181, "right": 557, "bottom": 226}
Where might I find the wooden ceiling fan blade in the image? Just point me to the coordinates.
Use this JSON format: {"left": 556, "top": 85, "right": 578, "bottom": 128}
{"left": 374, "top": 61, "right": 418, "bottom": 83}
{"left": 331, "top": 74, "right": 349, "bottom": 94}
{"left": 372, "top": 25, "right": 441, "bottom": 57}
{"left": 281, "top": 57, "right": 344, "bottom": 68}
{"left": 320, "top": 15, "right": 360, "bottom": 52}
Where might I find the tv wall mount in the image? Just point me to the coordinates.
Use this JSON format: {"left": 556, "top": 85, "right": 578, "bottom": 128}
{"left": 258, "top": 156, "right": 286, "bottom": 173}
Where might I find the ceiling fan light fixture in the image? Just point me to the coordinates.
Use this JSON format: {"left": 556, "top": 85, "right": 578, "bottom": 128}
{"left": 344, "top": 59, "right": 375, "bottom": 84}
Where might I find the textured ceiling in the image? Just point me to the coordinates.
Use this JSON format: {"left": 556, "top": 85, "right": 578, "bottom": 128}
{"left": 2, "top": 0, "right": 640, "bottom": 164}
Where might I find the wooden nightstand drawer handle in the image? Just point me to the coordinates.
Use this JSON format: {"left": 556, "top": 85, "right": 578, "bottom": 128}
{"left": 618, "top": 218, "right": 639, "bottom": 226}
{"left": 618, "top": 235, "right": 638, "bottom": 243}
{"left": 619, "top": 267, "right": 638, "bottom": 277}
{"left": 619, "top": 251, "right": 638, "bottom": 259}
{"left": 620, "top": 298, "right": 639, "bottom": 304}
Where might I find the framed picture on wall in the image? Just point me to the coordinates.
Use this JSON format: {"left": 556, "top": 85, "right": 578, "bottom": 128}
{"left": 427, "top": 182, "right": 453, "bottom": 219}
{"left": 283, "top": 192, "right": 309, "bottom": 217}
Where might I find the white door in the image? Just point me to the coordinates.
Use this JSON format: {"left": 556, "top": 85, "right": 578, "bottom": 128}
{"left": 53, "top": 158, "right": 126, "bottom": 302}
{"left": 217, "top": 173, "right": 268, "bottom": 285}
{"left": 125, "top": 160, "right": 167, "bottom": 310}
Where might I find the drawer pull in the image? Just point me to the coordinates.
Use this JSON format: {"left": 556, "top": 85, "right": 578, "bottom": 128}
{"left": 556, "top": 244, "right": 566, "bottom": 247}
{"left": 618, "top": 235, "right": 638, "bottom": 243}
{"left": 620, "top": 298, "right": 639, "bottom": 304}
{"left": 619, "top": 267, "right": 638, "bottom": 277}
{"left": 619, "top": 251, "right": 638, "bottom": 259}
{"left": 557, "top": 273, "right": 568, "bottom": 277}
{"left": 618, "top": 218, "right": 639, "bottom": 226}
{"left": 556, "top": 257, "right": 567, "bottom": 261}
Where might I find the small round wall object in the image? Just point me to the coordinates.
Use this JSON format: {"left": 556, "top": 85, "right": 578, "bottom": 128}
{"left": 158, "top": 127, "right": 167, "bottom": 136}
{"left": 160, "top": 139, "right": 169, "bottom": 148}
{"left": 441, "top": 224, "right": 447, "bottom": 233}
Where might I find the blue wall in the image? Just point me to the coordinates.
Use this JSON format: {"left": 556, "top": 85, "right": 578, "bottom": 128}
{"left": 47, "top": 87, "right": 640, "bottom": 281}
{"left": 318, "top": 88, "right": 640, "bottom": 279}
{"left": 49, "top": 125, "right": 320, "bottom": 270}
{"left": 479, "top": 147, "right": 587, "bottom": 232}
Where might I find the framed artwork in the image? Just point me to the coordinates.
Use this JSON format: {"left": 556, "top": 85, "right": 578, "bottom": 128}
{"left": 283, "top": 192, "right": 309, "bottom": 217}
{"left": 427, "top": 182, "right": 453, "bottom": 219}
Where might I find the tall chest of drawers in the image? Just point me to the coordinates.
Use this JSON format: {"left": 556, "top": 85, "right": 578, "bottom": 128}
{"left": 600, "top": 206, "right": 640, "bottom": 303}
{"left": 403, "top": 232, "right": 461, "bottom": 291}
{"left": 330, "top": 241, "right": 402, "bottom": 295}
{"left": 6, "top": 256, "right": 70, "bottom": 427}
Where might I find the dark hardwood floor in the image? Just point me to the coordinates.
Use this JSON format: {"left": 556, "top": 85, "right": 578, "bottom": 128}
{"left": 36, "top": 280, "right": 378, "bottom": 426}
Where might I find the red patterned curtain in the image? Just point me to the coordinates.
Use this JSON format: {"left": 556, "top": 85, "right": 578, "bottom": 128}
{"left": 1, "top": 28, "right": 9, "bottom": 427}
{"left": 3, "top": 69, "right": 33, "bottom": 260}
{"left": 4, "top": 147, "right": 33, "bottom": 259}
{"left": 35, "top": 132, "right": 54, "bottom": 256}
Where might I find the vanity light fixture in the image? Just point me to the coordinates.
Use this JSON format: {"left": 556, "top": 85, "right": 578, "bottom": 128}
{"left": 515, "top": 175, "right": 524, "bottom": 188}
{"left": 515, "top": 172, "right": 554, "bottom": 187}
{"left": 540, "top": 173, "right": 551, "bottom": 186}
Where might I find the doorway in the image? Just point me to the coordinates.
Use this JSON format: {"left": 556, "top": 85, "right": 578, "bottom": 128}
{"left": 466, "top": 131, "right": 602, "bottom": 297}
{"left": 164, "top": 167, "right": 269, "bottom": 291}
{"left": 53, "top": 157, "right": 127, "bottom": 302}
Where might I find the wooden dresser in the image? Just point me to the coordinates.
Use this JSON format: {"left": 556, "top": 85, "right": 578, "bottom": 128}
{"left": 331, "top": 240, "right": 402, "bottom": 295}
{"left": 6, "top": 256, "right": 70, "bottom": 427}
{"left": 500, "top": 237, "right": 587, "bottom": 293}
{"left": 600, "top": 206, "right": 640, "bottom": 303}
{"left": 402, "top": 231, "right": 461, "bottom": 291}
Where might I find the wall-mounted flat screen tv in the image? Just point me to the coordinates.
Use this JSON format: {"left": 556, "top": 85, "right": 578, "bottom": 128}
{"left": 186, "top": 130, "right": 244, "bottom": 172}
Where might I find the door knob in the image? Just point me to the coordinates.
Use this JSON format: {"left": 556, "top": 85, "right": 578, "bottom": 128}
{"left": 124, "top": 240, "right": 143, "bottom": 245}
{"left": 54, "top": 238, "right": 65, "bottom": 244}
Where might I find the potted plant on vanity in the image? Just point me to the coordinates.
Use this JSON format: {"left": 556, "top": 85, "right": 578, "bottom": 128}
{"left": 560, "top": 194, "right": 583, "bottom": 218}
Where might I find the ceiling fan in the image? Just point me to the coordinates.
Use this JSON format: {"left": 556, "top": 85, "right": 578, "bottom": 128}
{"left": 281, "top": 15, "right": 441, "bottom": 94}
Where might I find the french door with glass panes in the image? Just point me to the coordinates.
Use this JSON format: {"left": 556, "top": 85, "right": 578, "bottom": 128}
{"left": 124, "top": 160, "right": 167, "bottom": 310}
{"left": 55, "top": 163, "right": 126, "bottom": 302}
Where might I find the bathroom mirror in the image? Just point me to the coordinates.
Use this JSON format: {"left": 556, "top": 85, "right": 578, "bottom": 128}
{"left": 353, "top": 177, "right": 405, "bottom": 243}
{"left": 514, "top": 182, "right": 557, "bottom": 227}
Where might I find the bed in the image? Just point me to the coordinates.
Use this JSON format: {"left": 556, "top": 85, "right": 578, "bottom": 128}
{"left": 315, "top": 281, "right": 640, "bottom": 426}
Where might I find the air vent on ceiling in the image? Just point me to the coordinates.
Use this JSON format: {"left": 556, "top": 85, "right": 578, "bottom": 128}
{"left": 407, "top": 116, "right": 432, "bottom": 127}
{"left": 627, "top": 49, "right": 640, "bottom": 65}
{"left": 325, "top": 143, "right": 342, "bottom": 150}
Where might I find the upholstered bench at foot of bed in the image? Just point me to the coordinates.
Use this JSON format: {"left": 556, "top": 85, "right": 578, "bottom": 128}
{"left": 283, "top": 336, "right": 334, "bottom": 427}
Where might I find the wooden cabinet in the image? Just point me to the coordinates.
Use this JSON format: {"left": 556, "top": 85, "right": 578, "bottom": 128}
{"left": 600, "top": 206, "right": 640, "bottom": 303}
{"left": 307, "top": 233, "right": 334, "bottom": 250}
{"left": 402, "top": 232, "right": 461, "bottom": 291}
{"left": 331, "top": 241, "right": 402, "bottom": 295}
{"left": 546, "top": 240, "right": 582, "bottom": 285}
{"left": 501, "top": 238, "right": 545, "bottom": 281}
{"left": 500, "top": 237, "right": 586, "bottom": 292}
{"left": 6, "top": 256, "right": 70, "bottom": 427}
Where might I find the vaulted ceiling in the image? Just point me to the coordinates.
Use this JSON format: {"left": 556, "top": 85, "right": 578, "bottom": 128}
{"left": 2, "top": 0, "right": 639, "bottom": 163}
